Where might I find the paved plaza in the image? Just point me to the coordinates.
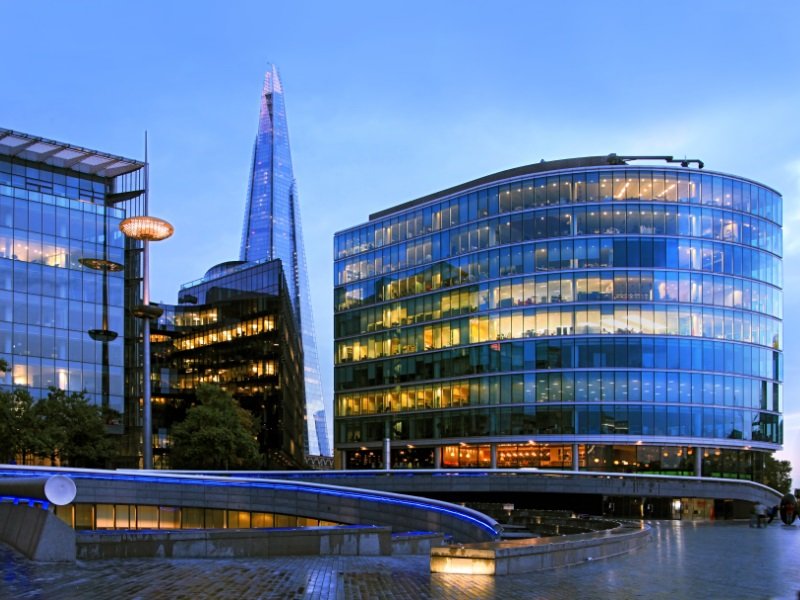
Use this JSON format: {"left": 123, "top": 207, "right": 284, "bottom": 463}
{"left": 1, "top": 520, "right": 799, "bottom": 599}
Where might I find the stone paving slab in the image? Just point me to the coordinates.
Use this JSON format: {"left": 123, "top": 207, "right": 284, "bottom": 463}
{"left": 1, "top": 521, "right": 799, "bottom": 599}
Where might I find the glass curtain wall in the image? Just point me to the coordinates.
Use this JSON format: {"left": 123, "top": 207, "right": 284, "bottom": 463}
{"left": 239, "top": 64, "right": 328, "bottom": 456}
{"left": 0, "top": 157, "right": 126, "bottom": 414}
{"left": 334, "top": 162, "right": 783, "bottom": 480}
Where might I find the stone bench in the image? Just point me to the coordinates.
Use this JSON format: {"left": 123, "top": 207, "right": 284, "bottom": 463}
{"left": 430, "top": 522, "right": 650, "bottom": 575}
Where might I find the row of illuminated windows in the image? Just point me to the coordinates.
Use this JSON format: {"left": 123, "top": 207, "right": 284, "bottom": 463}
{"left": 336, "top": 371, "right": 778, "bottom": 417}
{"left": 346, "top": 444, "right": 761, "bottom": 478}
{"left": 437, "top": 444, "right": 586, "bottom": 471}
{"left": 339, "top": 228, "right": 782, "bottom": 288}
{"left": 166, "top": 316, "right": 276, "bottom": 352}
{"left": 335, "top": 305, "right": 781, "bottom": 364}
{"left": 53, "top": 503, "right": 339, "bottom": 531}
{"left": 0, "top": 360, "right": 123, "bottom": 401}
{"left": 153, "top": 361, "right": 279, "bottom": 394}
{"left": 173, "top": 309, "right": 218, "bottom": 327}
{"left": 334, "top": 338, "right": 781, "bottom": 391}
{"left": 0, "top": 236, "right": 124, "bottom": 278}
{"left": 0, "top": 194, "right": 124, "bottom": 243}
{"left": 336, "top": 405, "right": 782, "bottom": 445}
{"left": 338, "top": 205, "right": 780, "bottom": 276}
{"left": 336, "top": 170, "right": 780, "bottom": 258}
{"left": 0, "top": 260, "right": 125, "bottom": 306}
{"left": 0, "top": 292, "right": 124, "bottom": 333}
{"left": 335, "top": 271, "right": 780, "bottom": 337}
{"left": 336, "top": 239, "right": 781, "bottom": 306}
{"left": 432, "top": 444, "right": 758, "bottom": 475}
{"left": 0, "top": 323, "right": 124, "bottom": 366}
{"left": 157, "top": 307, "right": 218, "bottom": 329}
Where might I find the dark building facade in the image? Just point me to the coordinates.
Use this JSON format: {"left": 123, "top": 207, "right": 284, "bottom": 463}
{"left": 333, "top": 155, "right": 782, "bottom": 482}
{"left": 151, "top": 259, "right": 306, "bottom": 468}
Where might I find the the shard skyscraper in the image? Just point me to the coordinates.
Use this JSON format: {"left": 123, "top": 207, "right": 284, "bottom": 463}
{"left": 240, "top": 64, "right": 328, "bottom": 456}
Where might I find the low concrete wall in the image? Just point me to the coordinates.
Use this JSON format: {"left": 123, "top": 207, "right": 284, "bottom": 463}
{"left": 259, "top": 470, "right": 783, "bottom": 508}
{"left": 430, "top": 522, "right": 650, "bottom": 575}
{"left": 0, "top": 502, "right": 75, "bottom": 562}
{"left": 391, "top": 532, "right": 446, "bottom": 555}
{"left": 76, "top": 525, "right": 392, "bottom": 560}
{"left": 0, "top": 467, "right": 500, "bottom": 544}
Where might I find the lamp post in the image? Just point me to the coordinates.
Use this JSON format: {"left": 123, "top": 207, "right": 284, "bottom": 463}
{"left": 81, "top": 257, "right": 122, "bottom": 411}
{"left": 119, "top": 215, "right": 173, "bottom": 469}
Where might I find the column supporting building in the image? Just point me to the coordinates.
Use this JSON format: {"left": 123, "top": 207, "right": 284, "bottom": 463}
{"left": 383, "top": 438, "right": 391, "bottom": 470}
{"left": 573, "top": 444, "right": 580, "bottom": 471}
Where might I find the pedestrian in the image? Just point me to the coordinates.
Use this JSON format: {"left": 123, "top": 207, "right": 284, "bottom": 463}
{"left": 756, "top": 502, "right": 767, "bottom": 528}
{"left": 767, "top": 505, "right": 779, "bottom": 524}
{"left": 751, "top": 502, "right": 767, "bottom": 528}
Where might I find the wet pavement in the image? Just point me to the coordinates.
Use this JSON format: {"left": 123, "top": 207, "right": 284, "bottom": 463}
{"left": 2, "top": 520, "right": 799, "bottom": 599}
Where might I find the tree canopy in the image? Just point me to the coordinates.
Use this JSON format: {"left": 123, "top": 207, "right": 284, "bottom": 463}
{"left": 0, "top": 388, "right": 39, "bottom": 463}
{"left": 0, "top": 387, "right": 116, "bottom": 467}
{"left": 169, "top": 384, "right": 260, "bottom": 470}
{"left": 764, "top": 455, "right": 793, "bottom": 494}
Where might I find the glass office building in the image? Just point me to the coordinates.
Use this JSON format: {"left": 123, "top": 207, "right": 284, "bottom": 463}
{"left": 334, "top": 155, "right": 783, "bottom": 480}
{"left": 151, "top": 259, "right": 307, "bottom": 468}
{"left": 240, "top": 64, "right": 328, "bottom": 455}
{"left": 0, "top": 129, "right": 145, "bottom": 432}
{"left": 314, "top": 409, "right": 331, "bottom": 457}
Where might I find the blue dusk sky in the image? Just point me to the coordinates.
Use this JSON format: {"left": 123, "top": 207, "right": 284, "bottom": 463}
{"left": 2, "top": 1, "right": 799, "bottom": 481}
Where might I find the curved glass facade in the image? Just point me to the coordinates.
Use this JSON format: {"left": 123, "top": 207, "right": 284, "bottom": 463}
{"left": 333, "top": 160, "right": 782, "bottom": 479}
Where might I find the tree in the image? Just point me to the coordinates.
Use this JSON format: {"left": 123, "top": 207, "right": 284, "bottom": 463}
{"left": 0, "top": 388, "right": 41, "bottom": 463}
{"left": 764, "top": 454, "right": 793, "bottom": 494}
{"left": 32, "top": 388, "right": 117, "bottom": 468}
{"left": 169, "top": 384, "right": 260, "bottom": 470}
{"left": 0, "top": 387, "right": 116, "bottom": 467}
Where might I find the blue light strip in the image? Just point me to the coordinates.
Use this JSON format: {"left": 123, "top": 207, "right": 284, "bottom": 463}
{"left": 0, "top": 468, "right": 499, "bottom": 539}
{"left": 0, "top": 495, "right": 49, "bottom": 510}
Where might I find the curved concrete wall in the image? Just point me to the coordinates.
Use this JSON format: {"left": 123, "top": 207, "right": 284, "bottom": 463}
{"left": 246, "top": 469, "right": 783, "bottom": 507}
{"left": 0, "top": 467, "right": 499, "bottom": 544}
{"left": 76, "top": 526, "right": 392, "bottom": 560}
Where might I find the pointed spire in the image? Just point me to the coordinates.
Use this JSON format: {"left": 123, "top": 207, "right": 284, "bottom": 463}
{"left": 239, "top": 65, "right": 329, "bottom": 456}
{"left": 240, "top": 64, "right": 294, "bottom": 265}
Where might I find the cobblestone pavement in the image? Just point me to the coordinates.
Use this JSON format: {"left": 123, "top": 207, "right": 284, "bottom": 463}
{"left": 2, "top": 521, "right": 799, "bottom": 599}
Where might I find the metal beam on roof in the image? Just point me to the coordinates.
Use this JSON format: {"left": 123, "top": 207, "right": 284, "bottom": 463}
{"left": 107, "top": 190, "right": 145, "bottom": 203}
{"left": 33, "top": 145, "right": 67, "bottom": 161}
{"left": 4, "top": 138, "right": 38, "bottom": 157}
{"left": 0, "top": 128, "right": 145, "bottom": 178}
{"left": 59, "top": 153, "right": 92, "bottom": 169}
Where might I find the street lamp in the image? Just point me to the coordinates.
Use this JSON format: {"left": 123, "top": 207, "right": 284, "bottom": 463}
{"left": 81, "top": 198, "right": 125, "bottom": 414}
{"left": 120, "top": 215, "right": 173, "bottom": 469}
